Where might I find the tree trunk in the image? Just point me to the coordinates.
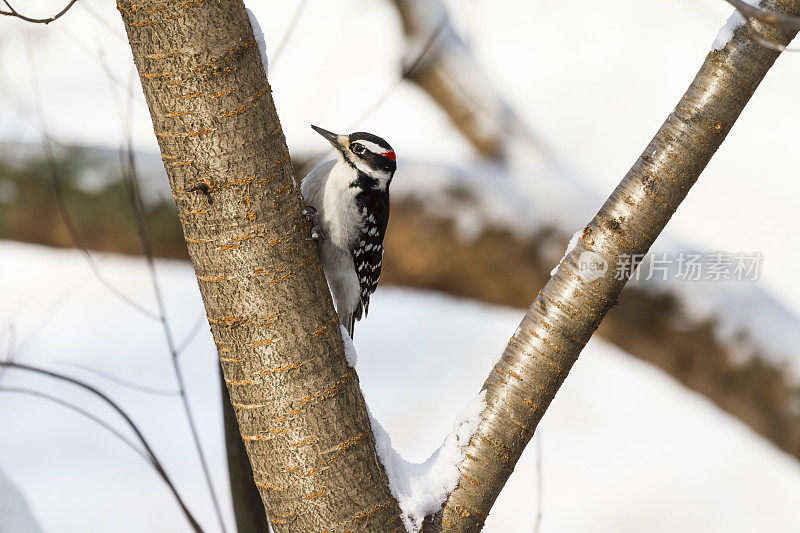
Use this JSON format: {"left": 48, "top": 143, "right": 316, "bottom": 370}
{"left": 117, "top": 2, "right": 402, "bottom": 531}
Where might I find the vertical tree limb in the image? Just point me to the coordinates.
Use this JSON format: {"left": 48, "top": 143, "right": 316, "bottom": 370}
{"left": 435, "top": 1, "right": 800, "bottom": 530}
{"left": 220, "top": 371, "right": 269, "bottom": 533}
{"left": 117, "top": 2, "right": 402, "bottom": 531}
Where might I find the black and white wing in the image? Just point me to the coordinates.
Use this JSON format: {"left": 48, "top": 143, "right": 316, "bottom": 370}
{"left": 349, "top": 192, "right": 389, "bottom": 330}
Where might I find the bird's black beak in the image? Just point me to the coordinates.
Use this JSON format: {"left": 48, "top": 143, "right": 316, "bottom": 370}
{"left": 311, "top": 125, "right": 349, "bottom": 152}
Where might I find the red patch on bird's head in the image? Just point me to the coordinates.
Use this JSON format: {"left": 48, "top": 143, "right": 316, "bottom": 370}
{"left": 382, "top": 151, "right": 396, "bottom": 160}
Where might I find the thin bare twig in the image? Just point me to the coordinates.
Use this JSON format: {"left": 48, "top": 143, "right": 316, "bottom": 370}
{"left": 399, "top": 15, "right": 449, "bottom": 80}
{"left": 0, "top": 324, "right": 16, "bottom": 380}
{"left": 23, "top": 35, "right": 159, "bottom": 321}
{"left": 58, "top": 362, "right": 180, "bottom": 396}
{"left": 300, "top": 14, "right": 448, "bottom": 175}
{"left": 533, "top": 431, "right": 543, "bottom": 533}
{"left": 0, "top": 385, "right": 150, "bottom": 462}
{"left": 176, "top": 311, "right": 209, "bottom": 356}
{"left": 57, "top": 25, "right": 146, "bottom": 107}
{"left": 78, "top": 1, "right": 129, "bottom": 43}
{"left": 348, "top": 13, "right": 448, "bottom": 129}
{"left": 15, "top": 281, "right": 86, "bottom": 357}
{"left": 0, "top": 0, "right": 78, "bottom": 24}
{"left": 269, "top": 0, "right": 310, "bottom": 71}
{"left": 0, "top": 361, "right": 204, "bottom": 532}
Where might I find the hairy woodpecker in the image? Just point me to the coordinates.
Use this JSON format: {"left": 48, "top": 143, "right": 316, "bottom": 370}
{"left": 301, "top": 125, "right": 396, "bottom": 338}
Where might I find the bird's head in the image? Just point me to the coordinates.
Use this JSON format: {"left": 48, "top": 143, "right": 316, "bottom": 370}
{"left": 311, "top": 125, "right": 396, "bottom": 187}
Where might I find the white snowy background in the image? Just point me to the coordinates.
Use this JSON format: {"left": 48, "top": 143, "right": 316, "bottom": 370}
{"left": 1, "top": 0, "right": 800, "bottom": 531}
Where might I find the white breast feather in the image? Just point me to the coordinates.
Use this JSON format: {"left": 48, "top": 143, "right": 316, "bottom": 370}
{"left": 320, "top": 160, "right": 362, "bottom": 249}
{"left": 300, "top": 157, "right": 362, "bottom": 316}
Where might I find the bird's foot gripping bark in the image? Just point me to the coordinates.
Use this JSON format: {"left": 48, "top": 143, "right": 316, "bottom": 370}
{"left": 302, "top": 206, "right": 325, "bottom": 241}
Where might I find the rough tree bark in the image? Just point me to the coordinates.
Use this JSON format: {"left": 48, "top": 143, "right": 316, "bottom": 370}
{"left": 117, "top": 2, "right": 402, "bottom": 531}
{"left": 429, "top": 1, "right": 800, "bottom": 530}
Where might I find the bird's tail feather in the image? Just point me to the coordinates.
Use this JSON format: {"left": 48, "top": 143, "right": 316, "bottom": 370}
{"left": 343, "top": 313, "right": 356, "bottom": 339}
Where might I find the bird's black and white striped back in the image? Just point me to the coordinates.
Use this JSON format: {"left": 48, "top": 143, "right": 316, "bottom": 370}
{"left": 347, "top": 191, "right": 389, "bottom": 335}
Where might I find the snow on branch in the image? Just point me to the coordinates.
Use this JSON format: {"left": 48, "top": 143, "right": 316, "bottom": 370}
{"left": 246, "top": 8, "right": 270, "bottom": 76}
{"left": 342, "top": 332, "right": 486, "bottom": 531}
{"left": 370, "top": 395, "right": 487, "bottom": 531}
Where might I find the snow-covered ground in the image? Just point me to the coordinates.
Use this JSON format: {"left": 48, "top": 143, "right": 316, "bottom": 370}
{"left": 1, "top": 241, "right": 799, "bottom": 533}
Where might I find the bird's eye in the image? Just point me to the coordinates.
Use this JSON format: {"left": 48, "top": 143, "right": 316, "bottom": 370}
{"left": 352, "top": 144, "right": 364, "bottom": 154}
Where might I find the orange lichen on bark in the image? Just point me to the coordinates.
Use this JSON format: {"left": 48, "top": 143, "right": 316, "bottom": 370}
{"left": 251, "top": 339, "right": 274, "bottom": 348}
{"left": 212, "top": 85, "right": 239, "bottom": 98}
{"left": 268, "top": 272, "right": 295, "bottom": 284}
{"left": 336, "top": 431, "right": 368, "bottom": 452}
{"left": 290, "top": 437, "right": 318, "bottom": 448}
{"left": 220, "top": 105, "right": 250, "bottom": 118}
{"left": 522, "top": 398, "right": 541, "bottom": 409}
{"left": 143, "top": 50, "right": 183, "bottom": 59}
{"left": 155, "top": 128, "right": 213, "bottom": 137}
{"left": 352, "top": 501, "right": 393, "bottom": 522}
{"left": 199, "top": 274, "right": 228, "bottom": 282}
{"left": 207, "top": 315, "right": 250, "bottom": 328}
{"left": 143, "top": 70, "right": 175, "bottom": 79}
{"left": 312, "top": 320, "right": 338, "bottom": 336}
{"left": 242, "top": 426, "right": 294, "bottom": 441}
{"left": 297, "top": 370, "right": 354, "bottom": 404}
{"left": 259, "top": 362, "right": 306, "bottom": 375}
{"left": 255, "top": 480, "right": 288, "bottom": 492}
{"left": 249, "top": 86, "right": 268, "bottom": 101}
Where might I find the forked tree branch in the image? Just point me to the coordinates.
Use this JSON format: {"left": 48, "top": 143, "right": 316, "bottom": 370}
{"left": 428, "top": 0, "right": 800, "bottom": 530}
{"left": 114, "top": 0, "right": 800, "bottom": 530}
